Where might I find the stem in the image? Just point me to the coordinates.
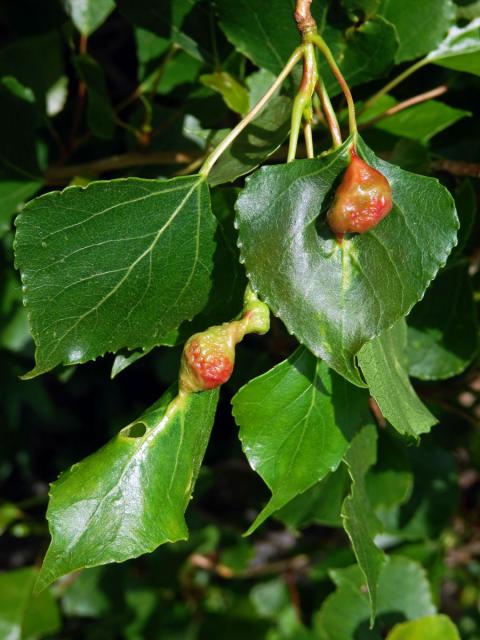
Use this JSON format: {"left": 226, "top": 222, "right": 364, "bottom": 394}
{"left": 294, "top": 0, "right": 317, "bottom": 37}
{"left": 315, "top": 79, "right": 342, "bottom": 148}
{"left": 312, "top": 33, "right": 357, "bottom": 139}
{"left": 360, "top": 85, "right": 448, "bottom": 130}
{"left": 288, "top": 43, "right": 317, "bottom": 161}
{"left": 303, "top": 122, "right": 314, "bottom": 158}
{"left": 68, "top": 34, "right": 88, "bottom": 151}
{"left": 199, "top": 46, "right": 304, "bottom": 177}
{"left": 364, "top": 58, "right": 428, "bottom": 108}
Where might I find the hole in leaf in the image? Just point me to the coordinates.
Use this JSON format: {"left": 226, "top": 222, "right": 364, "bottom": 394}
{"left": 121, "top": 422, "right": 147, "bottom": 438}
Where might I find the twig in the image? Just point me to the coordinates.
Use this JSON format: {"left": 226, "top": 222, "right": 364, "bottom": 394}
{"left": 294, "top": 0, "right": 317, "bottom": 36}
{"left": 68, "top": 34, "right": 88, "bottom": 153}
{"left": 360, "top": 85, "right": 448, "bottom": 130}
{"left": 431, "top": 159, "right": 480, "bottom": 179}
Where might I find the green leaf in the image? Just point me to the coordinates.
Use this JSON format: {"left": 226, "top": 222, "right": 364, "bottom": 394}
{"left": 379, "top": 442, "right": 458, "bottom": 540}
{"left": 0, "top": 78, "right": 43, "bottom": 178}
{"left": 235, "top": 136, "right": 458, "bottom": 385}
{"left": 358, "top": 319, "right": 437, "bottom": 437}
{"left": 373, "top": 100, "right": 471, "bottom": 143}
{"left": 0, "top": 567, "right": 60, "bottom": 639}
{"left": 232, "top": 347, "right": 369, "bottom": 533}
{"left": 0, "top": 31, "right": 64, "bottom": 111}
{"left": 378, "top": 0, "right": 455, "bottom": 63}
{"left": 386, "top": 615, "right": 461, "bottom": 640}
{"left": 200, "top": 72, "right": 249, "bottom": 116}
{"left": 425, "top": 18, "right": 480, "bottom": 76}
{"left": 319, "top": 18, "right": 399, "bottom": 96}
{"left": 342, "top": 0, "right": 380, "bottom": 20}
{"left": 276, "top": 466, "right": 349, "bottom": 529}
{"left": 15, "top": 175, "right": 218, "bottom": 377}
{"left": 62, "top": 0, "right": 115, "bottom": 36}
{"left": 217, "top": 0, "right": 328, "bottom": 75}
{"left": 406, "top": 264, "right": 478, "bottom": 380}
{"left": 36, "top": 387, "right": 219, "bottom": 591}
{"left": 366, "top": 430, "right": 413, "bottom": 509}
{"left": 118, "top": 0, "right": 206, "bottom": 62}
{"left": 73, "top": 54, "right": 115, "bottom": 139}
{"left": 342, "top": 424, "right": 386, "bottom": 620}
{"left": 314, "top": 557, "right": 436, "bottom": 640}
{"left": 208, "top": 96, "right": 291, "bottom": 187}
{"left": 0, "top": 175, "right": 41, "bottom": 236}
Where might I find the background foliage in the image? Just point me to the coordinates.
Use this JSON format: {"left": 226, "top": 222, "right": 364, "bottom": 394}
{"left": 1, "top": 0, "right": 480, "bottom": 638}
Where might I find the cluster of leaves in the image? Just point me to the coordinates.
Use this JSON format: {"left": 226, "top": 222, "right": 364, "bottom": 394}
{"left": 1, "top": 0, "right": 480, "bottom": 638}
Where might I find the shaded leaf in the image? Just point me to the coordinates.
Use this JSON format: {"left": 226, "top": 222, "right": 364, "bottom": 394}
{"left": 386, "top": 615, "right": 460, "bottom": 640}
{"left": 15, "top": 175, "right": 217, "bottom": 377}
{"left": 235, "top": 136, "right": 458, "bottom": 385}
{"left": 232, "top": 347, "right": 369, "bottom": 533}
{"left": 342, "top": 424, "right": 386, "bottom": 620}
{"left": 200, "top": 71, "right": 249, "bottom": 115}
{"left": 36, "top": 387, "right": 219, "bottom": 591}
{"left": 62, "top": 0, "right": 114, "bottom": 36}
{"left": 276, "top": 466, "right": 349, "bottom": 529}
{"left": 379, "top": 0, "right": 455, "bottom": 63}
{"left": 73, "top": 54, "right": 115, "bottom": 139}
{"left": 0, "top": 567, "right": 60, "bottom": 639}
{"left": 208, "top": 96, "right": 291, "bottom": 187}
{"left": 407, "top": 264, "right": 478, "bottom": 380}
{"left": 358, "top": 319, "right": 437, "bottom": 437}
{"left": 0, "top": 174, "right": 42, "bottom": 236}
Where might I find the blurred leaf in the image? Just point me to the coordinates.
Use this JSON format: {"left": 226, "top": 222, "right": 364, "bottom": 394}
{"left": 378, "top": 0, "right": 455, "bottom": 63}
{"left": 0, "top": 31, "right": 64, "bottom": 111}
{"left": 276, "top": 466, "right": 349, "bottom": 529}
{"left": 61, "top": 567, "right": 111, "bottom": 618}
{"left": 315, "top": 557, "right": 436, "bottom": 640}
{"left": 62, "top": 0, "right": 115, "bottom": 36}
{"left": 236, "top": 136, "right": 458, "bottom": 385}
{"left": 200, "top": 72, "right": 249, "bottom": 115}
{"left": 373, "top": 100, "right": 471, "bottom": 143}
{"left": 250, "top": 579, "right": 289, "bottom": 618}
{"left": 36, "top": 387, "right": 219, "bottom": 591}
{"left": 386, "top": 614, "right": 461, "bottom": 639}
{"left": 342, "top": 424, "right": 386, "bottom": 620}
{"left": 366, "top": 431, "right": 413, "bottom": 510}
{"left": 379, "top": 443, "right": 458, "bottom": 540}
{"left": 0, "top": 567, "right": 60, "bottom": 639}
{"left": 342, "top": 0, "right": 380, "bottom": 19}
{"left": 453, "top": 179, "right": 476, "bottom": 255}
{"left": 0, "top": 175, "right": 41, "bottom": 236}
{"left": 232, "top": 347, "right": 369, "bottom": 533}
{"left": 0, "top": 501, "right": 23, "bottom": 535}
{"left": 407, "top": 264, "right": 478, "bottom": 380}
{"left": 425, "top": 18, "right": 480, "bottom": 76}
{"left": 15, "top": 176, "right": 218, "bottom": 377}
{"left": 73, "top": 54, "right": 115, "bottom": 139}
{"left": 208, "top": 95, "right": 291, "bottom": 187}
{"left": 358, "top": 319, "right": 437, "bottom": 436}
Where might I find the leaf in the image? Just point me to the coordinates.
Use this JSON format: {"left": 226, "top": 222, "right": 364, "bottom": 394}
{"left": 378, "top": 0, "right": 455, "bottom": 63}
{"left": 386, "top": 615, "right": 461, "bottom": 640}
{"left": 373, "top": 100, "right": 471, "bottom": 143}
{"left": 406, "top": 264, "right": 478, "bottom": 380}
{"left": 0, "top": 31, "right": 64, "bottom": 111}
{"left": 200, "top": 71, "right": 249, "bottom": 116}
{"left": 379, "top": 442, "right": 458, "bottom": 540}
{"left": 232, "top": 347, "right": 369, "bottom": 534}
{"left": 425, "top": 18, "right": 480, "bottom": 76}
{"left": 235, "top": 136, "right": 458, "bottom": 385}
{"left": 15, "top": 175, "right": 218, "bottom": 377}
{"left": 453, "top": 179, "right": 476, "bottom": 256}
{"left": 276, "top": 466, "right": 349, "bottom": 529}
{"left": 342, "top": 424, "right": 386, "bottom": 620}
{"left": 319, "top": 18, "right": 399, "bottom": 96}
{"left": 358, "top": 319, "right": 437, "bottom": 437}
{"left": 0, "top": 567, "right": 60, "bottom": 639}
{"left": 0, "top": 174, "right": 41, "bottom": 236}
{"left": 73, "top": 54, "right": 115, "bottom": 139}
{"left": 217, "top": 0, "right": 328, "bottom": 75}
{"left": 36, "top": 387, "right": 219, "bottom": 591}
{"left": 62, "top": 0, "right": 115, "bottom": 36}
{"left": 314, "top": 557, "right": 436, "bottom": 640}
{"left": 118, "top": 0, "right": 206, "bottom": 62}
{"left": 208, "top": 96, "right": 291, "bottom": 187}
